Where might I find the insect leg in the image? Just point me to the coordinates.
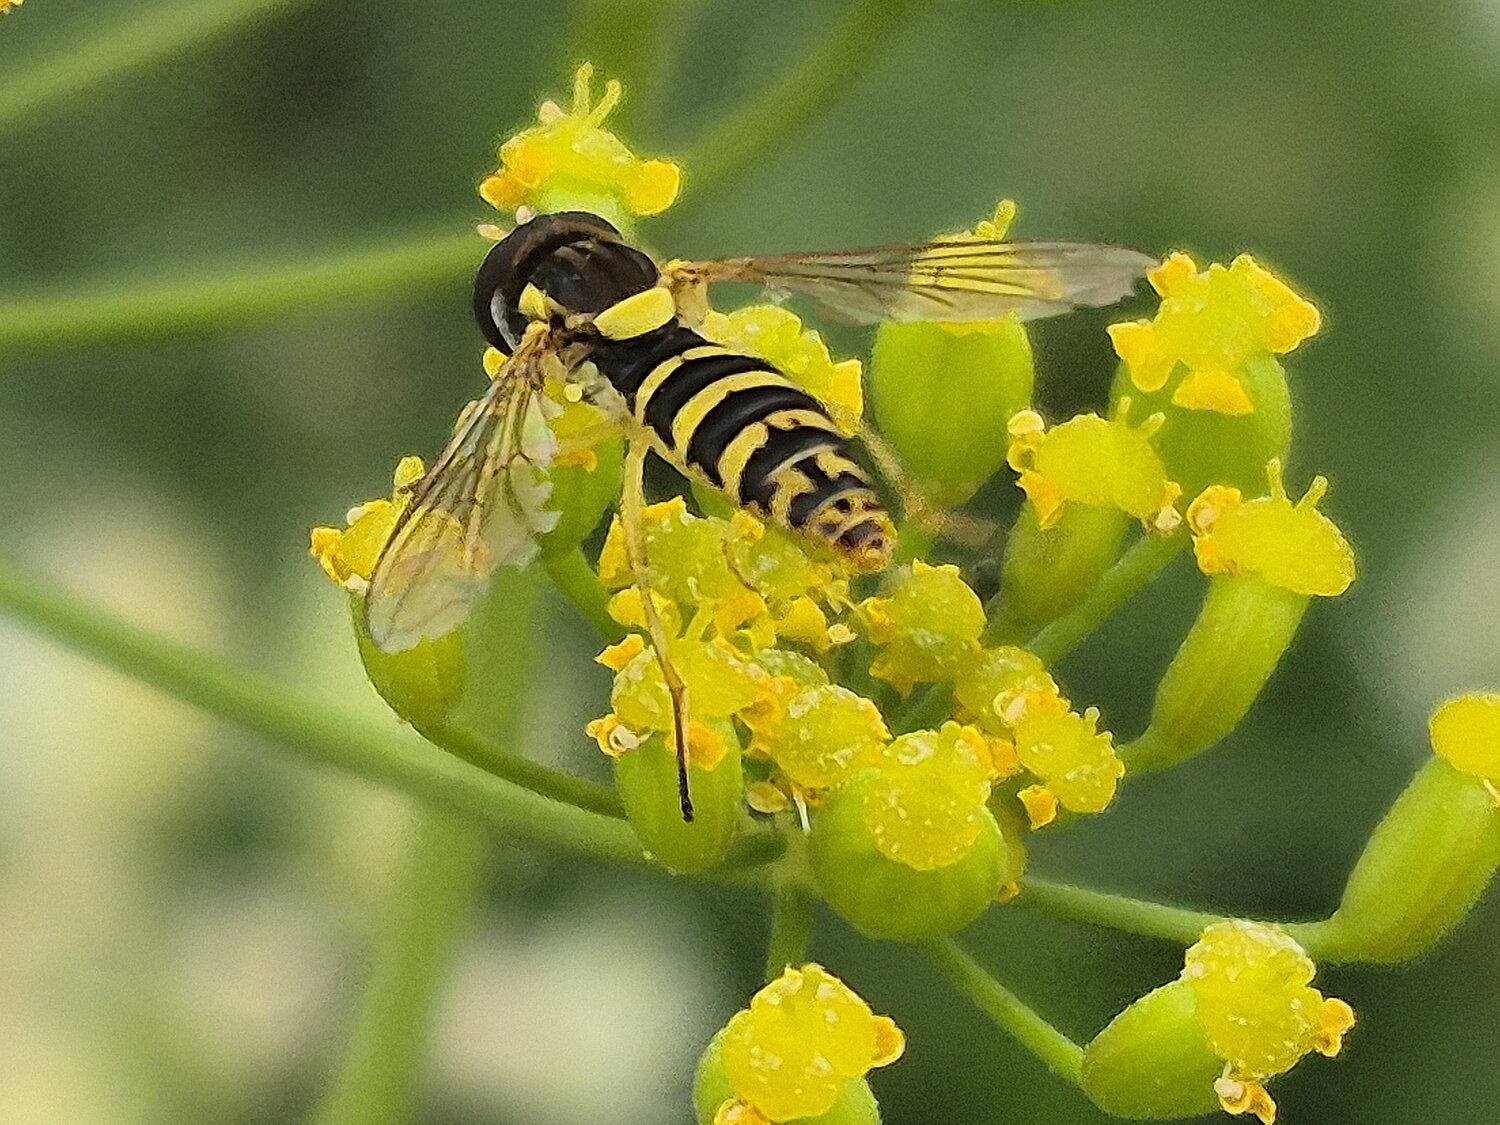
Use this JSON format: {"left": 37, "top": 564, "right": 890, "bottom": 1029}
{"left": 621, "top": 437, "right": 696, "bottom": 822}
{"left": 859, "top": 425, "right": 1004, "bottom": 552}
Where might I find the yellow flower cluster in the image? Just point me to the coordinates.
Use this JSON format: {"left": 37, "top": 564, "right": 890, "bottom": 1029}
{"left": 1185, "top": 922, "right": 1354, "bottom": 1124}
{"left": 1108, "top": 253, "right": 1320, "bottom": 416}
{"left": 709, "top": 964, "right": 904, "bottom": 1124}
{"left": 1187, "top": 459, "right": 1355, "bottom": 597}
{"left": 479, "top": 63, "right": 681, "bottom": 219}
{"left": 1006, "top": 407, "right": 1182, "bottom": 533}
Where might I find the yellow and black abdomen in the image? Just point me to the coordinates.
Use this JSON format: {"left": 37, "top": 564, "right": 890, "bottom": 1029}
{"left": 591, "top": 322, "right": 894, "bottom": 570}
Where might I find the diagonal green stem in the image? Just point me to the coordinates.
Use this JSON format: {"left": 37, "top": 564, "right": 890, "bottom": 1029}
{"left": 677, "top": 0, "right": 933, "bottom": 201}
{"left": 1016, "top": 877, "right": 1225, "bottom": 945}
{"left": 0, "top": 0, "right": 312, "bottom": 136}
{"left": 764, "top": 877, "right": 816, "bottom": 982}
{"left": 542, "top": 546, "right": 626, "bottom": 643}
{"left": 1023, "top": 531, "right": 1188, "bottom": 665}
{"left": 0, "top": 554, "right": 648, "bottom": 863}
{"left": 315, "top": 810, "right": 488, "bottom": 1125}
{"left": 919, "top": 937, "right": 1084, "bottom": 1085}
{"left": 0, "top": 228, "right": 476, "bottom": 352}
{"left": 419, "top": 719, "right": 623, "bottom": 818}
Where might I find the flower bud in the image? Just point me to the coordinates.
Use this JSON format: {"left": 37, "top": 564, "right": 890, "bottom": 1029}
{"left": 1130, "top": 463, "right": 1354, "bottom": 771}
{"left": 1324, "top": 715, "right": 1500, "bottom": 963}
{"left": 993, "top": 504, "right": 1129, "bottom": 640}
{"left": 1107, "top": 253, "right": 1315, "bottom": 498}
{"left": 693, "top": 963, "right": 902, "bottom": 1124}
{"left": 811, "top": 739, "right": 1008, "bottom": 940}
{"left": 1084, "top": 922, "right": 1353, "bottom": 1124}
{"left": 612, "top": 726, "right": 743, "bottom": 872}
{"left": 868, "top": 201, "right": 1036, "bottom": 507}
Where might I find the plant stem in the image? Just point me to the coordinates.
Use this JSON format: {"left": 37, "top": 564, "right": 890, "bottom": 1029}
{"left": 919, "top": 938, "right": 1084, "bottom": 1085}
{"left": 1016, "top": 878, "right": 1224, "bottom": 945}
{"left": 0, "top": 555, "right": 645, "bottom": 864}
{"left": 0, "top": 228, "right": 476, "bottom": 352}
{"left": 315, "top": 810, "right": 487, "bottom": 1125}
{"left": 418, "top": 720, "right": 623, "bottom": 818}
{"left": 1024, "top": 531, "right": 1188, "bottom": 665}
{"left": 764, "top": 878, "right": 815, "bottom": 981}
{"left": 542, "top": 546, "right": 626, "bottom": 643}
{"left": 0, "top": 0, "right": 311, "bottom": 136}
{"left": 678, "top": 0, "right": 933, "bottom": 201}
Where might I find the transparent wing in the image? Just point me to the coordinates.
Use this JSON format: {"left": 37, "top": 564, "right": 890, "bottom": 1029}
{"left": 680, "top": 239, "right": 1158, "bottom": 324}
{"left": 365, "top": 335, "right": 561, "bottom": 653}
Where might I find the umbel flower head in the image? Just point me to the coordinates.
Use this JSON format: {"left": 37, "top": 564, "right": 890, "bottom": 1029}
{"left": 694, "top": 963, "right": 904, "bottom": 1125}
{"left": 1083, "top": 921, "right": 1354, "bottom": 1124}
{"left": 1108, "top": 253, "right": 1320, "bottom": 416}
{"left": 479, "top": 63, "right": 681, "bottom": 221}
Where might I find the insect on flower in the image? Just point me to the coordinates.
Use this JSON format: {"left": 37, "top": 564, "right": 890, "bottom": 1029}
{"left": 364, "top": 205, "right": 1154, "bottom": 820}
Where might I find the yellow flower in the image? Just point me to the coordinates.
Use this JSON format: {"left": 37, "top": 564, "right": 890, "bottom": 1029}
{"left": 859, "top": 561, "right": 987, "bottom": 695}
{"left": 744, "top": 682, "right": 889, "bottom": 793}
{"left": 953, "top": 645, "right": 1067, "bottom": 736}
{"left": 478, "top": 63, "right": 680, "bottom": 219}
{"left": 308, "top": 455, "right": 425, "bottom": 590}
{"left": 1187, "top": 459, "right": 1355, "bottom": 596}
{"left": 1185, "top": 921, "right": 1355, "bottom": 1124}
{"left": 1429, "top": 692, "right": 1500, "bottom": 802}
{"left": 1108, "top": 253, "right": 1320, "bottom": 416}
{"left": 713, "top": 964, "right": 904, "bottom": 1123}
{"left": 1007, "top": 407, "right": 1182, "bottom": 532}
{"left": 861, "top": 723, "right": 1014, "bottom": 870}
{"left": 1, "top": 0, "right": 24, "bottom": 12}
{"left": 1013, "top": 705, "right": 1124, "bottom": 816}
{"left": 701, "top": 305, "right": 865, "bottom": 435}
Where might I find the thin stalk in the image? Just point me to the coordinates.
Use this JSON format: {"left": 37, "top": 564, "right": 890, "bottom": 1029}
{"left": 0, "top": 555, "right": 644, "bottom": 864}
{"left": 0, "top": 0, "right": 312, "bottom": 136}
{"left": 764, "top": 879, "right": 816, "bottom": 981}
{"left": 419, "top": 720, "right": 624, "bottom": 819}
{"left": 0, "top": 228, "right": 476, "bottom": 352}
{"left": 1024, "top": 531, "right": 1187, "bottom": 665}
{"left": 542, "top": 546, "right": 626, "bottom": 643}
{"left": 919, "top": 938, "right": 1084, "bottom": 1085}
{"left": 678, "top": 0, "right": 932, "bottom": 201}
{"left": 1017, "top": 878, "right": 1225, "bottom": 946}
{"left": 316, "top": 810, "right": 487, "bottom": 1125}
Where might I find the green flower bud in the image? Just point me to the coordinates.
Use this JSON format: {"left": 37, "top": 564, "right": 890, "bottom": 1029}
{"left": 1323, "top": 756, "right": 1500, "bottom": 963}
{"left": 614, "top": 725, "right": 743, "bottom": 872}
{"left": 1082, "top": 979, "right": 1223, "bottom": 1120}
{"left": 353, "top": 611, "right": 465, "bottom": 730}
{"left": 993, "top": 504, "right": 1130, "bottom": 640}
{"left": 1129, "top": 572, "right": 1307, "bottom": 771}
{"left": 810, "top": 771, "right": 1007, "bottom": 940}
{"left": 1112, "top": 353, "right": 1291, "bottom": 499}
{"left": 542, "top": 430, "right": 624, "bottom": 556}
{"left": 871, "top": 316, "right": 1033, "bottom": 507}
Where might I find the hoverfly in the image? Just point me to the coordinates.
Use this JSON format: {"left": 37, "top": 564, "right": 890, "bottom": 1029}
{"left": 364, "top": 209, "right": 1155, "bottom": 817}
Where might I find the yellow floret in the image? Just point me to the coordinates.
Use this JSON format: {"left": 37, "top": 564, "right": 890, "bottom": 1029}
{"left": 860, "top": 723, "right": 999, "bottom": 870}
{"left": 1007, "top": 408, "right": 1182, "bottom": 532}
{"left": 1107, "top": 253, "right": 1320, "bottom": 413}
{"left": 308, "top": 457, "right": 426, "bottom": 589}
{"left": 860, "top": 561, "right": 987, "bottom": 695}
{"left": 745, "top": 682, "right": 889, "bottom": 792}
{"left": 717, "top": 964, "right": 903, "bottom": 1123}
{"left": 1187, "top": 459, "right": 1355, "bottom": 596}
{"left": 1013, "top": 705, "right": 1124, "bottom": 815}
{"left": 478, "top": 63, "right": 681, "bottom": 219}
{"left": 1429, "top": 692, "right": 1500, "bottom": 796}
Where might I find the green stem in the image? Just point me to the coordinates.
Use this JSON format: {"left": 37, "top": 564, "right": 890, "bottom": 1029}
{"left": 419, "top": 720, "right": 624, "bottom": 819}
{"left": 919, "top": 937, "right": 1084, "bottom": 1085}
{"left": 0, "top": 228, "right": 476, "bottom": 352}
{"left": 764, "top": 879, "right": 815, "bottom": 981}
{"left": 1024, "top": 531, "right": 1188, "bottom": 665}
{"left": 316, "top": 810, "right": 487, "bottom": 1125}
{"left": 678, "top": 0, "right": 932, "bottom": 201}
{"left": 0, "top": 0, "right": 312, "bottom": 136}
{"left": 542, "top": 546, "right": 626, "bottom": 642}
{"left": 1017, "top": 878, "right": 1225, "bottom": 946}
{"left": 0, "top": 555, "right": 645, "bottom": 864}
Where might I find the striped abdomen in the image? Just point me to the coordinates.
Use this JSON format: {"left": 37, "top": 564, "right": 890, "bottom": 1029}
{"left": 590, "top": 323, "right": 894, "bottom": 570}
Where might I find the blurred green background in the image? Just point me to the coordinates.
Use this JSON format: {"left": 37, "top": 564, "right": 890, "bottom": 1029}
{"left": 3, "top": 0, "right": 1499, "bottom": 1121}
